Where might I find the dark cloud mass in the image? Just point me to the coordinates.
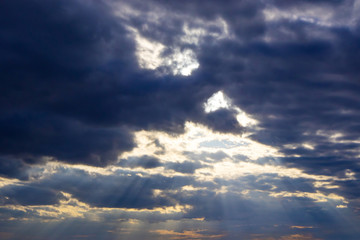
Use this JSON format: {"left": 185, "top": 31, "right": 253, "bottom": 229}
{"left": 0, "top": 157, "right": 29, "bottom": 180}
{"left": 0, "top": 113, "right": 134, "bottom": 166}
{"left": 1, "top": 0, "right": 360, "bottom": 239}
{"left": 0, "top": 185, "right": 65, "bottom": 206}
{"left": 0, "top": 0, "right": 211, "bottom": 166}
{"left": 119, "top": 155, "right": 163, "bottom": 169}
{"left": 166, "top": 161, "right": 205, "bottom": 174}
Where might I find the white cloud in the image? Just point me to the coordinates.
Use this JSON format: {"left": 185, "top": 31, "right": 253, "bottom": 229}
{"left": 204, "top": 91, "right": 258, "bottom": 127}
{"left": 204, "top": 91, "right": 232, "bottom": 113}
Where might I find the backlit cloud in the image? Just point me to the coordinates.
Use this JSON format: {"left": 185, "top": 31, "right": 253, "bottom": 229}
{"left": 1, "top": 0, "right": 360, "bottom": 239}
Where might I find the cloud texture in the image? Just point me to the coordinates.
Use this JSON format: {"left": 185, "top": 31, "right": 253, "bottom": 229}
{"left": 1, "top": 0, "right": 360, "bottom": 239}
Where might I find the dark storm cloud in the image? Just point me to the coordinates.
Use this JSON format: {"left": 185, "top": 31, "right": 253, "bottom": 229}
{"left": 2, "top": 0, "right": 276, "bottom": 168}
{"left": 190, "top": 1, "right": 360, "bottom": 179}
{"left": 0, "top": 0, "right": 278, "bottom": 168}
{"left": 119, "top": 155, "right": 163, "bottom": 169}
{"left": 0, "top": 0, "right": 358, "bottom": 168}
{"left": 0, "top": 0, "right": 220, "bottom": 166}
{"left": 0, "top": 0, "right": 137, "bottom": 166}
{"left": 335, "top": 180, "right": 360, "bottom": 199}
{"left": 1, "top": 0, "right": 360, "bottom": 238}
{"left": 203, "top": 109, "right": 244, "bottom": 133}
{"left": 0, "top": 113, "right": 134, "bottom": 166}
{"left": 165, "top": 161, "right": 205, "bottom": 174}
{"left": 0, "top": 185, "right": 65, "bottom": 206}
{"left": 0, "top": 157, "right": 29, "bottom": 180}
{"left": 273, "top": 0, "right": 346, "bottom": 7}
{"left": 146, "top": 0, "right": 266, "bottom": 39}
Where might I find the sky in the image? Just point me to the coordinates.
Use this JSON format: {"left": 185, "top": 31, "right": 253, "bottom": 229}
{"left": 1, "top": 0, "right": 360, "bottom": 239}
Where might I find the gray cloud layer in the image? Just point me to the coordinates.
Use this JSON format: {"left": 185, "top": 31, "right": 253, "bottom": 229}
{"left": 1, "top": 0, "right": 360, "bottom": 239}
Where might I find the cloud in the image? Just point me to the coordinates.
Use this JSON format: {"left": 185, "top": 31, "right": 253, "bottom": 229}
{"left": 0, "top": 113, "right": 135, "bottom": 166}
{"left": 0, "top": 185, "right": 65, "bottom": 206}
{"left": 151, "top": 229, "right": 226, "bottom": 240}
{"left": 21, "top": 167, "right": 193, "bottom": 209}
{"left": 119, "top": 155, "right": 163, "bottom": 169}
{"left": 0, "top": 157, "right": 29, "bottom": 180}
{"left": 0, "top": 0, "right": 218, "bottom": 166}
{"left": 203, "top": 109, "right": 244, "bottom": 133}
{"left": 1, "top": 0, "right": 360, "bottom": 239}
{"left": 166, "top": 161, "right": 205, "bottom": 174}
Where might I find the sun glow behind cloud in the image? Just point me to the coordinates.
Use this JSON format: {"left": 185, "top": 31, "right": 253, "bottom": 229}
{"left": 204, "top": 91, "right": 258, "bottom": 128}
{"left": 2, "top": 0, "right": 360, "bottom": 239}
{"left": 115, "top": 92, "right": 352, "bottom": 207}
{"left": 119, "top": 120, "right": 352, "bottom": 198}
{"left": 4, "top": 91, "right": 350, "bottom": 228}
{"left": 204, "top": 91, "right": 232, "bottom": 113}
{"left": 0, "top": 88, "right": 356, "bottom": 239}
{"left": 114, "top": 2, "right": 230, "bottom": 77}
{"left": 130, "top": 27, "right": 199, "bottom": 76}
